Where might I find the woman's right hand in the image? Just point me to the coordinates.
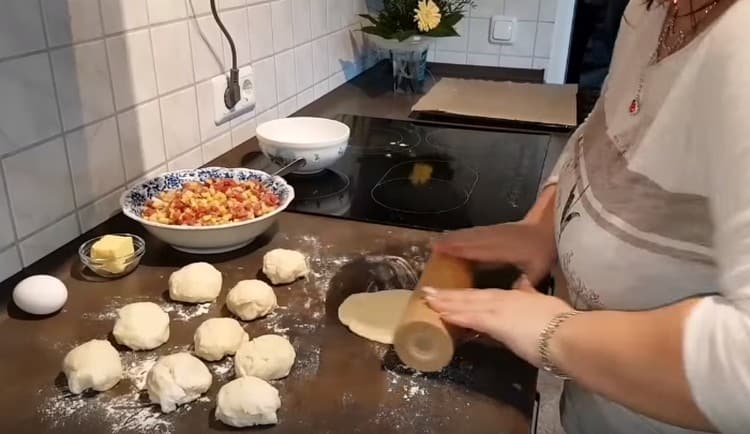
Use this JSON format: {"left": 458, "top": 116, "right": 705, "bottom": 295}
{"left": 432, "top": 220, "right": 557, "bottom": 286}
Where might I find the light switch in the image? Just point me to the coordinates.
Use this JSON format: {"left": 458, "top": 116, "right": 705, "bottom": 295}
{"left": 490, "top": 16, "right": 516, "bottom": 44}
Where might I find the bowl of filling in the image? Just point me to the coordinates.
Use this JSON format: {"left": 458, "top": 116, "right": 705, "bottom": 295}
{"left": 121, "top": 167, "right": 294, "bottom": 254}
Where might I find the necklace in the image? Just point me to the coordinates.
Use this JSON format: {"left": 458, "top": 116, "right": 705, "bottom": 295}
{"left": 629, "top": 0, "right": 721, "bottom": 115}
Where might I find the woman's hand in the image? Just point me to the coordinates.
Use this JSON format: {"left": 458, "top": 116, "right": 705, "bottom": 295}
{"left": 423, "top": 278, "right": 573, "bottom": 367}
{"left": 432, "top": 220, "right": 557, "bottom": 286}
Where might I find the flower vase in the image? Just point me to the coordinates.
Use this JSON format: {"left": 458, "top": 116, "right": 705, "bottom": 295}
{"left": 368, "top": 35, "right": 431, "bottom": 93}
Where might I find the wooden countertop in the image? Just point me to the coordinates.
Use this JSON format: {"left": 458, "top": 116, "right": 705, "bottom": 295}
{"left": 0, "top": 63, "right": 549, "bottom": 434}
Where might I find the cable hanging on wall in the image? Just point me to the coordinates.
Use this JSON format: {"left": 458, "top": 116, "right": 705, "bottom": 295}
{"left": 211, "top": 0, "right": 241, "bottom": 109}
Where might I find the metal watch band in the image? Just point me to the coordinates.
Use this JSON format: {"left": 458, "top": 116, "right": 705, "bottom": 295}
{"left": 538, "top": 310, "right": 581, "bottom": 380}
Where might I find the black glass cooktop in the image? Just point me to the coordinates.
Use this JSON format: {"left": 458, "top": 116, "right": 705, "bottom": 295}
{"left": 247, "top": 115, "right": 551, "bottom": 232}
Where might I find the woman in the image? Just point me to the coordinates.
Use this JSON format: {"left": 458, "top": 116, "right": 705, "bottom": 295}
{"left": 424, "top": 0, "right": 750, "bottom": 433}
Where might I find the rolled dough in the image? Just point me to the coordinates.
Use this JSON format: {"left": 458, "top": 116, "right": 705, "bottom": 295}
{"left": 337, "top": 289, "right": 412, "bottom": 344}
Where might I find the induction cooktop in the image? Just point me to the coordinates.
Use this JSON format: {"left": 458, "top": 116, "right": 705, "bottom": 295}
{"left": 246, "top": 115, "right": 551, "bottom": 232}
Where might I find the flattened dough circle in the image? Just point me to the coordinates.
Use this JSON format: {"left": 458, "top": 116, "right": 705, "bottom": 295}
{"left": 337, "top": 289, "right": 412, "bottom": 344}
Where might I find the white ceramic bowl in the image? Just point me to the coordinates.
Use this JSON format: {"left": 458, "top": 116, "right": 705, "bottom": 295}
{"left": 121, "top": 167, "right": 294, "bottom": 254}
{"left": 256, "top": 117, "right": 350, "bottom": 174}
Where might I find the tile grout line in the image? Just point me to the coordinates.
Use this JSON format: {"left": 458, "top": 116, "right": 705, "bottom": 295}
{"left": 97, "top": 0, "right": 130, "bottom": 231}
{"left": 39, "top": 0, "right": 82, "bottom": 239}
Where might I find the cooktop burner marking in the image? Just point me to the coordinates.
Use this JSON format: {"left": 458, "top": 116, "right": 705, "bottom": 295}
{"left": 349, "top": 127, "right": 422, "bottom": 154}
{"left": 370, "top": 160, "right": 479, "bottom": 215}
{"left": 286, "top": 169, "right": 350, "bottom": 201}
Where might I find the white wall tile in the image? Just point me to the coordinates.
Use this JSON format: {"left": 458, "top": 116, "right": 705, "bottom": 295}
{"left": 186, "top": 0, "right": 210, "bottom": 16}
{"left": 231, "top": 119, "right": 257, "bottom": 146}
{"left": 534, "top": 22, "right": 554, "bottom": 58}
{"left": 202, "top": 132, "right": 232, "bottom": 161}
{"left": 66, "top": 117, "right": 125, "bottom": 206}
{"left": 310, "top": 0, "right": 327, "bottom": 38}
{"left": 292, "top": 0, "right": 312, "bottom": 46}
{"left": 42, "top": 0, "right": 104, "bottom": 47}
{"left": 0, "top": 53, "right": 61, "bottom": 156}
{"left": 118, "top": 100, "right": 166, "bottom": 180}
{"left": 160, "top": 87, "right": 200, "bottom": 158}
{"left": 101, "top": 0, "right": 149, "bottom": 34}
{"left": 3, "top": 138, "right": 75, "bottom": 238}
{"left": 0, "top": 247, "right": 22, "bottom": 282}
{"left": 278, "top": 97, "right": 298, "bottom": 118}
{"left": 328, "top": 70, "right": 346, "bottom": 89}
{"left": 253, "top": 57, "right": 277, "bottom": 112}
{"left": 312, "top": 37, "right": 329, "bottom": 83}
{"left": 221, "top": 0, "right": 246, "bottom": 8}
{"left": 328, "top": 31, "right": 347, "bottom": 76}
{"left": 0, "top": 173, "right": 15, "bottom": 249}
{"left": 467, "top": 53, "right": 499, "bottom": 66}
{"left": 472, "top": 0, "right": 504, "bottom": 18}
{"left": 340, "top": 0, "right": 355, "bottom": 27}
{"left": 313, "top": 79, "right": 329, "bottom": 98}
{"left": 297, "top": 87, "right": 315, "bottom": 108}
{"left": 129, "top": 163, "right": 166, "bottom": 187}
{"left": 539, "top": 0, "right": 556, "bottom": 22}
{"left": 78, "top": 187, "right": 124, "bottom": 232}
{"left": 326, "top": 0, "right": 341, "bottom": 32}
{"left": 0, "top": 1, "right": 47, "bottom": 59}
{"left": 106, "top": 29, "right": 158, "bottom": 110}
{"left": 196, "top": 79, "right": 231, "bottom": 142}
{"left": 436, "top": 19, "right": 468, "bottom": 51}
{"left": 272, "top": 0, "right": 294, "bottom": 53}
{"left": 468, "top": 18, "right": 499, "bottom": 54}
{"left": 168, "top": 146, "right": 204, "bottom": 171}
{"left": 19, "top": 213, "right": 80, "bottom": 266}
{"left": 275, "top": 50, "right": 297, "bottom": 103}
{"left": 151, "top": 21, "right": 194, "bottom": 94}
{"left": 256, "top": 107, "right": 279, "bottom": 124}
{"left": 249, "top": 4, "right": 274, "bottom": 61}
{"left": 505, "top": 0, "right": 540, "bottom": 21}
{"left": 353, "top": 0, "right": 366, "bottom": 15}
{"left": 434, "top": 51, "right": 468, "bottom": 64}
{"left": 221, "top": 9, "right": 252, "bottom": 67}
{"left": 500, "top": 21, "right": 537, "bottom": 57}
{"left": 51, "top": 41, "right": 115, "bottom": 131}
{"left": 189, "top": 15, "right": 225, "bottom": 82}
{"left": 146, "top": 0, "right": 188, "bottom": 24}
{"left": 499, "top": 55, "right": 532, "bottom": 68}
{"left": 532, "top": 57, "right": 549, "bottom": 70}
{"left": 295, "top": 43, "right": 314, "bottom": 93}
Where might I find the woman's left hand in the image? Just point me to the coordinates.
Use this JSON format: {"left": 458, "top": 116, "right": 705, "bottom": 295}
{"left": 423, "top": 277, "right": 574, "bottom": 367}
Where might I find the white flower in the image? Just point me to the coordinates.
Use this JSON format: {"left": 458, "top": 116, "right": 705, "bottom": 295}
{"left": 414, "top": 0, "right": 442, "bottom": 32}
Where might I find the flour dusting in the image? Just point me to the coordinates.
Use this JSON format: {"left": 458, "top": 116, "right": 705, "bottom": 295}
{"left": 209, "top": 357, "right": 234, "bottom": 380}
{"left": 161, "top": 302, "right": 212, "bottom": 321}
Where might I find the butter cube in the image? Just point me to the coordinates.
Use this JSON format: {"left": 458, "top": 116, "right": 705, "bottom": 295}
{"left": 91, "top": 235, "right": 134, "bottom": 274}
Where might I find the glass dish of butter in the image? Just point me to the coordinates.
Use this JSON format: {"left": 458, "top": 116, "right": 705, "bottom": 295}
{"left": 79, "top": 234, "right": 145, "bottom": 278}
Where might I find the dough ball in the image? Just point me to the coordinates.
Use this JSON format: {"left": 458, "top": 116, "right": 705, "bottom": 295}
{"left": 62, "top": 339, "right": 123, "bottom": 394}
{"left": 338, "top": 289, "right": 413, "bottom": 344}
{"left": 234, "top": 334, "right": 296, "bottom": 380}
{"left": 215, "top": 376, "right": 281, "bottom": 427}
{"left": 113, "top": 302, "right": 170, "bottom": 350}
{"left": 147, "top": 352, "right": 212, "bottom": 413}
{"left": 262, "top": 249, "right": 309, "bottom": 285}
{"left": 169, "top": 262, "right": 222, "bottom": 303}
{"left": 226, "top": 280, "right": 278, "bottom": 321}
{"left": 193, "top": 318, "right": 248, "bottom": 361}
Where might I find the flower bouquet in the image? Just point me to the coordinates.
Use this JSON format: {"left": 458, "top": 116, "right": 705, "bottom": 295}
{"left": 360, "top": 0, "right": 474, "bottom": 92}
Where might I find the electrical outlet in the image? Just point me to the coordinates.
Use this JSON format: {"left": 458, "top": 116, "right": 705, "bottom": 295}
{"left": 213, "top": 65, "right": 256, "bottom": 125}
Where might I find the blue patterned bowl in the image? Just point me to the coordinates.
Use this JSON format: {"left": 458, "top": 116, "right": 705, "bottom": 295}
{"left": 121, "top": 167, "right": 295, "bottom": 254}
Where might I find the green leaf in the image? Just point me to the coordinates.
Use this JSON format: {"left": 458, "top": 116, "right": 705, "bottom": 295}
{"left": 359, "top": 14, "right": 380, "bottom": 25}
{"left": 441, "top": 13, "right": 463, "bottom": 27}
{"left": 425, "top": 25, "right": 459, "bottom": 37}
{"left": 393, "top": 29, "right": 418, "bottom": 41}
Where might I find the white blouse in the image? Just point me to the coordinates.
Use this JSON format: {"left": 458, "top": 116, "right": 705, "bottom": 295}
{"left": 547, "top": 0, "right": 750, "bottom": 433}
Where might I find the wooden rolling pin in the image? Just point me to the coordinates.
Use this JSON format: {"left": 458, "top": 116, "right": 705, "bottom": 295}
{"left": 393, "top": 253, "right": 473, "bottom": 372}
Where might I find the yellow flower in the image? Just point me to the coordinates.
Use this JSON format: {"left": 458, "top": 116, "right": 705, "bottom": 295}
{"left": 414, "top": 0, "right": 441, "bottom": 32}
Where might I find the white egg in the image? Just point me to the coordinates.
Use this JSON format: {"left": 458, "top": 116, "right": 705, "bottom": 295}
{"left": 12, "top": 275, "right": 68, "bottom": 315}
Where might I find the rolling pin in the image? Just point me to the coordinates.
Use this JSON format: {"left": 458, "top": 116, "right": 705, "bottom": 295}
{"left": 393, "top": 253, "right": 473, "bottom": 372}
